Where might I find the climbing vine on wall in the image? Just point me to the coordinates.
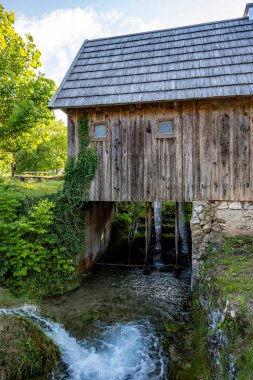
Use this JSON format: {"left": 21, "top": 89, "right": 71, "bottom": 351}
{"left": 63, "top": 115, "right": 98, "bottom": 205}
{"left": 52, "top": 115, "right": 98, "bottom": 258}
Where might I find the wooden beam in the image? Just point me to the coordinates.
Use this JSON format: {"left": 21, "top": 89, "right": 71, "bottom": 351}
{"left": 175, "top": 201, "right": 179, "bottom": 265}
{"left": 144, "top": 202, "right": 153, "bottom": 269}
{"left": 95, "top": 263, "right": 187, "bottom": 269}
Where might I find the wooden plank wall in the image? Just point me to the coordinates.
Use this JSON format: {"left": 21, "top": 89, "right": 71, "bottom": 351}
{"left": 69, "top": 97, "right": 253, "bottom": 201}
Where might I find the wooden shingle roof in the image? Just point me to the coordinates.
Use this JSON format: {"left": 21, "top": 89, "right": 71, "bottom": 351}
{"left": 49, "top": 16, "right": 253, "bottom": 108}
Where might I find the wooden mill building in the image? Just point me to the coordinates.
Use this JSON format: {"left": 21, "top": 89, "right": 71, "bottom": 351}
{"left": 49, "top": 3, "right": 253, "bottom": 266}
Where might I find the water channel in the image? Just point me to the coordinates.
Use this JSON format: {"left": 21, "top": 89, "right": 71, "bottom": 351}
{"left": 0, "top": 267, "right": 191, "bottom": 379}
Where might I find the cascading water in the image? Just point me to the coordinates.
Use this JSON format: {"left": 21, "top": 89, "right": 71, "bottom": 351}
{"left": 0, "top": 305, "right": 167, "bottom": 380}
{"left": 154, "top": 201, "right": 163, "bottom": 268}
{"left": 178, "top": 203, "right": 189, "bottom": 256}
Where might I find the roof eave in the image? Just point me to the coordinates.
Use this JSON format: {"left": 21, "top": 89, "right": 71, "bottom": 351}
{"left": 49, "top": 93, "right": 253, "bottom": 111}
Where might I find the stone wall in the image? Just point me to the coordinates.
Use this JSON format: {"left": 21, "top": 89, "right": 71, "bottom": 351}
{"left": 216, "top": 202, "right": 253, "bottom": 236}
{"left": 190, "top": 201, "right": 253, "bottom": 287}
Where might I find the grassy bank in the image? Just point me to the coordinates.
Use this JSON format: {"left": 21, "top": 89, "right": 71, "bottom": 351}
{"left": 0, "top": 314, "right": 59, "bottom": 379}
{"left": 0, "top": 287, "right": 60, "bottom": 380}
{"left": 169, "top": 235, "right": 253, "bottom": 379}
{"left": 1, "top": 177, "right": 63, "bottom": 198}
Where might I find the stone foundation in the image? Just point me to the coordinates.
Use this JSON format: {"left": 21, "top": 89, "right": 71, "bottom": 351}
{"left": 190, "top": 201, "right": 253, "bottom": 287}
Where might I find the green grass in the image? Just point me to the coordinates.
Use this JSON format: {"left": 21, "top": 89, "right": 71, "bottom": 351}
{"left": 207, "top": 236, "right": 253, "bottom": 302}
{"left": 0, "top": 287, "right": 30, "bottom": 308}
{"left": 1, "top": 177, "right": 63, "bottom": 198}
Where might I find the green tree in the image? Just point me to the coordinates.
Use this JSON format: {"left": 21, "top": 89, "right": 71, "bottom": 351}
{"left": 16, "top": 120, "right": 67, "bottom": 173}
{"left": 0, "top": 4, "right": 56, "bottom": 175}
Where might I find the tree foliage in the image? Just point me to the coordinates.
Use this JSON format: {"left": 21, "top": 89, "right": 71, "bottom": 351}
{"left": 16, "top": 120, "right": 67, "bottom": 173}
{"left": 0, "top": 4, "right": 56, "bottom": 173}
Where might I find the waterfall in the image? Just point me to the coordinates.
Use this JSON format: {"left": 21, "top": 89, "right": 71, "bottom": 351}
{"left": 154, "top": 201, "right": 163, "bottom": 253}
{"left": 154, "top": 201, "right": 163, "bottom": 268}
{"left": 0, "top": 305, "right": 167, "bottom": 380}
{"left": 178, "top": 203, "right": 189, "bottom": 255}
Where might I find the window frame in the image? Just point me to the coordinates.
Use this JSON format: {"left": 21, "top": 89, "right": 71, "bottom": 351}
{"left": 90, "top": 120, "right": 108, "bottom": 141}
{"left": 156, "top": 118, "right": 176, "bottom": 139}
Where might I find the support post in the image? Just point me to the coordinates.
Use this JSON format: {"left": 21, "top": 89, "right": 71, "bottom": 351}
{"left": 175, "top": 202, "right": 179, "bottom": 265}
{"left": 144, "top": 202, "right": 153, "bottom": 270}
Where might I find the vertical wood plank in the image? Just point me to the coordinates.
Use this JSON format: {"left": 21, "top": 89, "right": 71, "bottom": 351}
{"left": 192, "top": 102, "right": 200, "bottom": 200}
{"left": 199, "top": 104, "right": 211, "bottom": 200}
{"left": 210, "top": 102, "right": 219, "bottom": 200}
{"left": 218, "top": 103, "right": 231, "bottom": 200}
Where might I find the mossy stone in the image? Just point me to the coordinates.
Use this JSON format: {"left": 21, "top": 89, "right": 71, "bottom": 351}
{"left": 80, "top": 311, "right": 100, "bottom": 323}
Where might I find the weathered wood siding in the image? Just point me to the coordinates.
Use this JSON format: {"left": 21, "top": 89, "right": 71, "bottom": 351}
{"left": 76, "top": 202, "right": 114, "bottom": 272}
{"left": 68, "top": 97, "right": 253, "bottom": 201}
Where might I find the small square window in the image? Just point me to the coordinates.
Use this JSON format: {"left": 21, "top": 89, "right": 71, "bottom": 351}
{"left": 156, "top": 119, "right": 175, "bottom": 138}
{"left": 95, "top": 124, "right": 107, "bottom": 138}
{"left": 159, "top": 121, "right": 174, "bottom": 135}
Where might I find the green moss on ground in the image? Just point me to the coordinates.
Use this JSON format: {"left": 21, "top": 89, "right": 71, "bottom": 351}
{"left": 169, "top": 235, "right": 253, "bottom": 379}
{"left": 168, "top": 298, "right": 214, "bottom": 379}
{"left": 80, "top": 311, "right": 100, "bottom": 323}
{"left": 204, "top": 236, "right": 253, "bottom": 378}
{"left": 0, "top": 314, "right": 59, "bottom": 380}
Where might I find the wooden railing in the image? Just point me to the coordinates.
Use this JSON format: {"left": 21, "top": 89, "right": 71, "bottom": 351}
{"left": 15, "top": 171, "right": 64, "bottom": 181}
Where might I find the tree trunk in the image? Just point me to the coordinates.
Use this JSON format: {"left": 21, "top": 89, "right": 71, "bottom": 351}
{"left": 11, "top": 161, "right": 17, "bottom": 177}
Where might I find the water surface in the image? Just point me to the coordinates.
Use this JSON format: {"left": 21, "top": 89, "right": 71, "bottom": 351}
{"left": 1, "top": 267, "right": 191, "bottom": 379}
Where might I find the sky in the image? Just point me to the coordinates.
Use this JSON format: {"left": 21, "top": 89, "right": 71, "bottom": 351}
{"left": 1, "top": 0, "right": 248, "bottom": 121}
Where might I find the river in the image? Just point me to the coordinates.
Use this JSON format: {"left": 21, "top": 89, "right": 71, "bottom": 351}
{"left": 1, "top": 267, "right": 191, "bottom": 379}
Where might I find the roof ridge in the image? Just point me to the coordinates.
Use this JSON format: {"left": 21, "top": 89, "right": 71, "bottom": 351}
{"left": 86, "top": 16, "right": 248, "bottom": 44}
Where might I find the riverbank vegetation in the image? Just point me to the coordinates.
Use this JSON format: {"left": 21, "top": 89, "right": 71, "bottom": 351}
{"left": 169, "top": 235, "right": 253, "bottom": 379}
{"left": 0, "top": 287, "right": 60, "bottom": 379}
{"left": 0, "top": 117, "right": 97, "bottom": 300}
{"left": 0, "top": 314, "right": 59, "bottom": 379}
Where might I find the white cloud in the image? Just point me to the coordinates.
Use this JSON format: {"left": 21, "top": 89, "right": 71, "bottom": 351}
{"left": 15, "top": 7, "right": 165, "bottom": 84}
{"left": 101, "top": 9, "right": 122, "bottom": 23}
{"left": 14, "top": 7, "right": 165, "bottom": 122}
{"left": 15, "top": 7, "right": 108, "bottom": 84}
{"left": 119, "top": 16, "right": 166, "bottom": 35}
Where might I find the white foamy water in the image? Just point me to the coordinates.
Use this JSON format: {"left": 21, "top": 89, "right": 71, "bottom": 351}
{"left": 0, "top": 305, "right": 167, "bottom": 380}
{"left": 154, "top": 201, "right": 163, "bottom": 254}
